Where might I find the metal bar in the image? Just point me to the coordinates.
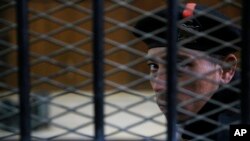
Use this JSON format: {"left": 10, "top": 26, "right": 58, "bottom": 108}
{"left": 16, "top": 0, "right": 31, "bottom": 141}
{"left": 241, "top": 0, "right": 250, "bottom": 124}
{"left": 166, "top": 0, "right": 179, "bottom": 141}
{"left": 93, "top": 0, "right": 105, "bottom": 140}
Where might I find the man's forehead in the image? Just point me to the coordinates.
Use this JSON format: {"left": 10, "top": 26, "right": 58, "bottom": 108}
{"left": 147, "top": 47, "right": 204, "bottom": 57}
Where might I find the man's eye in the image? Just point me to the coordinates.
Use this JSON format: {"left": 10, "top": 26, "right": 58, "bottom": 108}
{"left": 178, "top": 63, "right": 192, "bottom": 76}
{"left": 179, "top": 63, "right": 192, "bottom": 69}
{"left": 179, "top": 64, "right": 188, "bottom": 69}
{"left": 147, "top": 63, "right": 158, "bottom": 71}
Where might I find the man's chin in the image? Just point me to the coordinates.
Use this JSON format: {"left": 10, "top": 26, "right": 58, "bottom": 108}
{"left": 164, "top": 113, "right": 191, "bottom": 124}
{"left": 177, "top": 116, "right": 191, "bottom": 124}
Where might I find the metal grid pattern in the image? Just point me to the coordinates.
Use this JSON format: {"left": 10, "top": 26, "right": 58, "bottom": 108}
{"left": 0, "top": 0, "right": 243, "bottom": 140}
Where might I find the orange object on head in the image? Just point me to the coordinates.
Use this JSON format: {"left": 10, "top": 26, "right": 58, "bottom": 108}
{"left": 182, "top": 3, "right": 197, "bottom": 18}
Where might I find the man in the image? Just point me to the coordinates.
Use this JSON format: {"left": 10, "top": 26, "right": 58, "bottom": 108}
{"left": 133, "top": 3, "right": 241, "bottom": 141}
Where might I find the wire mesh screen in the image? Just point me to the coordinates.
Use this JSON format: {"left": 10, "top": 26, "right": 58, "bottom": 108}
{"left": 0, "top": 0, "right": 242, "bottom": 140}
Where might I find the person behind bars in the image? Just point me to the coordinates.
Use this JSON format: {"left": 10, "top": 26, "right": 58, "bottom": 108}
{"left": 133, "top": 3, "right": 241, "bottom": 141}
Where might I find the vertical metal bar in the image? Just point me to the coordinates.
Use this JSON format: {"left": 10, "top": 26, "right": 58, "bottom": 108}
{"left": 241, "top": 0, "right": 250, "bottom": 124}
{"left": 93, "top": 0, "right": 105, "bottom": 140}
{"left": 16, "top": 0, "right": 31, "bottom": 141}
{"left": 166, "top": 0, "right": 179, "bottom": 141}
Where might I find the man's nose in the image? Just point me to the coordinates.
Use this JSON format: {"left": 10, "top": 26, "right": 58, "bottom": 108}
{"left": 151, "top": 72, "right": 166, "bottom": 93}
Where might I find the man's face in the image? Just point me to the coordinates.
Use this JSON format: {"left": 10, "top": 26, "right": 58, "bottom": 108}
{"left": 147, "top": 47, "right": 223, "bottom": 122}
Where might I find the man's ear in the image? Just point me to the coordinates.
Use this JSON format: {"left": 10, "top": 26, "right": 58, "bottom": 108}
{"left": 220, "top": 54, "right": 238, "bottom": 84}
